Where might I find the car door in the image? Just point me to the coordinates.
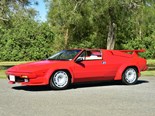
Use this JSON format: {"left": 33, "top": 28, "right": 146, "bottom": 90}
{"left": 73, "top": 50, "right": 110, "bottom": 82}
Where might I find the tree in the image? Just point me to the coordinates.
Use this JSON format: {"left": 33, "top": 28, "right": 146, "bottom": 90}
{"left": 123, "top": 0, "right": 155, "bottom": 58}
{"left": 47, "top": 0, "right": 148, "bottom": 50}
{"left": 0, "top": 0, "right": 54, "bottom": 61}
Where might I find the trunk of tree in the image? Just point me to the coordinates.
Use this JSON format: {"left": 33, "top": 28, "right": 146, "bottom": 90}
{"left": 107, "top": 7, "right": 116, "bottom": 50}
{"left": 107, "top": 21, "right": 116, "bottom": 50}
{"left": 64, "top": 28, "right": 69, "bottom": 48}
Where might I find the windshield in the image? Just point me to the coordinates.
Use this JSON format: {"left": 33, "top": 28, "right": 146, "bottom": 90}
{"left": 48, "top": 50, "right": 81, "bottom": 60}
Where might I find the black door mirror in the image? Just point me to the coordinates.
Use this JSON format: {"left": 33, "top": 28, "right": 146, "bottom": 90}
{"left": 76, "top": 57, "right": 84, "bottom": 62}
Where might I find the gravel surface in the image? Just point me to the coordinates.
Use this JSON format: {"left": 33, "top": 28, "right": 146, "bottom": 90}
{"left": 0, "top": 76, "right": 155, "bottom": 116}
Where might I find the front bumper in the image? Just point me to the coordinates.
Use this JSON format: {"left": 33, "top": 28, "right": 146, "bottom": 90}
{"left": 7, "top": 72, "right": 48, "bottom": 86}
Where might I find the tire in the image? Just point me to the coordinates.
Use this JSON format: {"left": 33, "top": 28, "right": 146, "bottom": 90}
{"left": 122, "top": 67, "right": 138, "bottom": 85}
{"left": 49, "top": 70, "right": 71, "bottom": 90}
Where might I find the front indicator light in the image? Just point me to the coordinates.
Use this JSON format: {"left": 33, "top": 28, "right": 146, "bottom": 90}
{"left": 21, "top": 75, "right": 28, "bottom": 78}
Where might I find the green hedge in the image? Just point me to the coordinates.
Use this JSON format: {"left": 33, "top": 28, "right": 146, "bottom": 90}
{"left": 0, "top": 20, "right": 54, "bottom": 61}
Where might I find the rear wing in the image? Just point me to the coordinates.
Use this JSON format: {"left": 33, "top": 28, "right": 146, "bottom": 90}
{"left": 120, "top": 50, "right": 145, "bottom": 53}
{"left": 119, "top": 50, "right": 145, "bottom": 55}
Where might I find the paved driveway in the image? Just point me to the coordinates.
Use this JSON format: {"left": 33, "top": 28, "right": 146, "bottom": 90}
{"left": 0, "top": 76, "right": 155, "bottom": 116}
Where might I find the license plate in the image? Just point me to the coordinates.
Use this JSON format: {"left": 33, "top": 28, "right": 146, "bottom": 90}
{"left": 9, "top": 75, "right": 15, "bottom": 82}
{"left": 24, "top": 79, "right": 29, "bottom": 82}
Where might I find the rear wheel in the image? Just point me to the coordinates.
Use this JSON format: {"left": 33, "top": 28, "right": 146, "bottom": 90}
{"left": 122, "top": 67, "right": 138, "bottom": 85}
{"left": 49, "top": 71, "right": 71, "bottom": 90}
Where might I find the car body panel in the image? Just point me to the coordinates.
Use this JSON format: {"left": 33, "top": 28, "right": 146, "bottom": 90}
{"left": 6, "top": 49, "right": 147, "bottom": 86}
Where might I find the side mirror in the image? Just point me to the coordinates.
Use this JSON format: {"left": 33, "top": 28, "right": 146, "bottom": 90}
{"left": 76, "top": 57, "right": 84, "bottom": 62}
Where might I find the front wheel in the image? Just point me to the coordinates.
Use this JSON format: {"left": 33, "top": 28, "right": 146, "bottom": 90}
{"left": 122, "top": 67, "right": 138, "bottom": 85}
{"left": 49, "top": 71, "right": 71, "bottom": 90}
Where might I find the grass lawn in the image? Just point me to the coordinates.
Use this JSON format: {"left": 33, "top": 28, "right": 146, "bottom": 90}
{"left": 0, "top": 70, "right": 6, "bottom": 79}
{"left": 0, "top": 61, "right": 31, "bottom": 66}
{"left": 147, "top": 59, "right": 155, "bottom": 66}
{"left": 141, "top": 70, "right": 155, "bottom": 76}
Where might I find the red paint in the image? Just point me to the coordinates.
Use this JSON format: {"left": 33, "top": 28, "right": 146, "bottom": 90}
{"left": 6, "top": 49, "right": 147, "bottom": 86}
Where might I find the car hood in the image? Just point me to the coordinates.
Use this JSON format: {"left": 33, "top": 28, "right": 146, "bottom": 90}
{"left": 7, "top": 60, "right": 62, "bottom": 73}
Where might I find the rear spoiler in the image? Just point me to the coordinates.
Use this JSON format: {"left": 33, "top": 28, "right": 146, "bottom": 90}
{"left": 120, "top": 50, "right": 145, "bottom": 55}
{"left": 120, "top": 50, "right": 145, "bottom": 52}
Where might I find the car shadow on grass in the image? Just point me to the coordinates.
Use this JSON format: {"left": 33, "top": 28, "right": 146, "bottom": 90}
{"left": 12, "top": 80, "right": 149, "bottom": 92}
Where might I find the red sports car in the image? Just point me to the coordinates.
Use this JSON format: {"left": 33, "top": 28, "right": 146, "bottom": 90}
{"left": 6, "top": 49, "right": 147, "bottom": 90}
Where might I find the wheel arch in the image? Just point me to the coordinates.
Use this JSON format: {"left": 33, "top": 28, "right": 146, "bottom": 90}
{"left": 114, "top": 65, "right": 140, "bottom": 80}
{"left": 123, "top": 66, "right": 139, "bottom": 73}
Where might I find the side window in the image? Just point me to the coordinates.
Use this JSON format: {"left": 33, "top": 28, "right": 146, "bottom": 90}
{"left": 77, "top": 50, "right": 102, "bottom": 61}
{"left": 85, "top": 50, "right": 102, "bottom": 60}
